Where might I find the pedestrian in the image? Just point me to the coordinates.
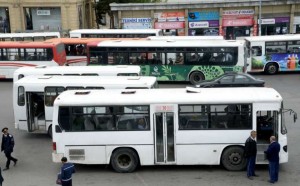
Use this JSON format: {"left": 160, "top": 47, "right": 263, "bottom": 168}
{"left": 244, "top": 130, "right": 258, "bottom": 180}
{"left": 264, "top": 136, "right": 280, "bottom": 184}
{"left": 1, "top": 127, "right": 18, "bottom": 171}
{"left": 0, "top": 167, "right": 3, "bottom": 186}
{"left": 60, "top": 157, "right": 75, "bottom": 186}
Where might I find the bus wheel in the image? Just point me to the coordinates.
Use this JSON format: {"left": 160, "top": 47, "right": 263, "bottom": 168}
{"left": 265, "top": 63, "right": 278, "bottom": 75}
{"left": 48, "top": 125, "right": 53, "bottom": 138}
{"left": 189, "top": 71, "right": 205, "bottom": 85}
{"left": 111, "top": 148, "right": 139, "bottom": 173}
{"left": 221, "top": 146, "right": 246, "bottom": 171}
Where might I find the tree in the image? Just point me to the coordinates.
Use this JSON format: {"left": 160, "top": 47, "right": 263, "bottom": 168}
{"left": 94, "top": 0, "right": 165, "bottom": 28}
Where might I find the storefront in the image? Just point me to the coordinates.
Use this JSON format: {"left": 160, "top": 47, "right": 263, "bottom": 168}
{"left": 0, "top": 7, "right": 10, "bottom": 33}
{"left": 154, "top": 12, "right": 185, "bottom": 35}
{"left": 294, "top": 16, "right": 300, "bottom": 34}
{"left": 24, "top": 7, "right": 62, "bottom": 31}
{"left": 122, "top": 18, "right": 152, "bottom": 29}
{"left": 260, "top": 17, "right": 290, "bottom": 35}
{"left": 222, "top": 9, "right": 254, "bottom": 39}
{"left": 188, "top": 11, "right": 219, "bottom": 36}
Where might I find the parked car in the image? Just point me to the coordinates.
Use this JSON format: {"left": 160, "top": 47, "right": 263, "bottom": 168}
{"left": 195, "top": 72, "right": 265, "bottom": 88}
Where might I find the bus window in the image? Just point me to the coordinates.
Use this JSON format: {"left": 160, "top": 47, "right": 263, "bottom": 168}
{"left": 45, "top": 87, "right": 64, "bottom": 106}
{"left": 18, "top": 86, "right": 25, "bottom": 106}
{"left": 251, "top": 46, "right": 262, "bottom": 56}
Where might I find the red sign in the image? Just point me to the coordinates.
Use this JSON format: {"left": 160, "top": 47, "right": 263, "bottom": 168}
{"left": 222, "top": 19, "right": 253, "bottom": 27}
{"left": 154, "top": 22, "right": 185, "bottom": 29}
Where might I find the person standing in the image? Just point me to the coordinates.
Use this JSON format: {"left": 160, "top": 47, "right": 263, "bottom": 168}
{"left": 264, "top": 136, "right": 280, "bottom": 184}
{"left": 1, "top": 127, "right": 18, "bottom": 171}
{"left": 0, "top": 167, "right": 3, "bottom": 186}
{"left": 60, "top": 157, "right": 75, "bottom": 186}
{"left": 244, "top": 130, "right": 258, "bottom": 180}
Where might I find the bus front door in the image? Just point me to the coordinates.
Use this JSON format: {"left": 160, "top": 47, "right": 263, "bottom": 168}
{"left": 26, "top": 92, "right": 45, "bottom": 132}
{"left": 154, "top": 112, "right": 175, "bottom": 164}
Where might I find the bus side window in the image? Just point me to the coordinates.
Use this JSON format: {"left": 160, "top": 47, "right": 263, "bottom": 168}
{"left": 251, "top": 46, "right": 262, "bottom": 56}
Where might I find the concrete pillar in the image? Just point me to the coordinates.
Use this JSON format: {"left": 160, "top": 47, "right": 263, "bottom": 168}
{"left": 118, "top": 10, "right": 122, "bottom": 29}
{"left": 290, "top": 4, "right": 295, "bottom": 33}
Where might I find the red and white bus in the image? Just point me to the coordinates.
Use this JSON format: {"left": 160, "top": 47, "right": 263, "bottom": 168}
{"left": 46, "top": 38, "right": 145, "bottom": 66}
{"left": 0, "top": 41, "right": 66, "bottom": 79}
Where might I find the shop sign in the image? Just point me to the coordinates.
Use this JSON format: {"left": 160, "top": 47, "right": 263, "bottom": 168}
{"left": 122, "top": 18, "right": 152, "bottom": 23}
{"left": 189, "top": 21, "right": 209, "bottom": 28}
{"left": 37, "top": 10, "right": 51, "bottom": 16}
{"left": 294, "top": 16, "right": 300, "bottom": 24}
{"left": 260, "top": 19, "right": 275, "bottom": 25}
{"left": 188, "top": 11, "right": 219, "bottom": 21}
{"left": 123, "top": 22, "right": 152, "bottom": 29}
{"left": 154, "top": 22, "right": 185, "bottom": 29}
{"left": 223, "top": 19, "right": 253, "bottom": 26}
{"left": 154, "top": 12, "right": 185, "bottom": 22}
{"left": 223, "top": 9, "right": 254, "bottom": 15}
{"left": 275, "top": 17, "right": 289, "bottom": 23}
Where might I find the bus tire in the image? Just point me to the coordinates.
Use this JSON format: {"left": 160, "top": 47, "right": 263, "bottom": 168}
{"left": 111, "top": 148, "right": 139, "bottom": 173}
{"left": 189, "top": 71, "right": 205, "bottom": 85}
{"left": 264, "top": 63, "right": 278, "bottom": 75}
{"left": 221, "top": 146, "right": 247, "bottom": 171}
{"left": 48, "top": 125, "right": 52, "bottom": 138}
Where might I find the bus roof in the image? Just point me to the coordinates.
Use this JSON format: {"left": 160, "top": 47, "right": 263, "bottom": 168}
{"left": 147, "top": 36, "right": 224, "bottom": 41}
{"left": 0, "top": 41, "right": 62, "bottom": 48}
{"left": 46, "top": 38, "right": 146, "bottom": 45}
{"left": 244, "top": 34, "right": 300, "bottom": 42}
{"left": 14, "top": 75, "right": 156, "bottom": 89}
{"left": 0, "top": 32, "right": 61, "bottom": 38}
{"left": 55, "top": 87, "right": 282, "bottom": 106}
{"left": 70, "top": 29, "right": 162, "bottom": 35}
{"left": 95, "top": 39, "right": 244, "bottom": 48}
{"left": 14, "top": 65, "right": 141, "bottom": 76}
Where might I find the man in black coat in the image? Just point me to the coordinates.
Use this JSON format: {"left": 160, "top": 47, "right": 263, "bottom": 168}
{"left": 1, "top": 127, "right": 18, "bottom": 171}
{"left": 264, "top": 136, "right": 280, "bottom": 184}
{"left": 244, "top": 130, "right": 258, "bottom": 180}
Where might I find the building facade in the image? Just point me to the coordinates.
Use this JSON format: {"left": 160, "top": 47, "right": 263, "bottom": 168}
{"left": 0, "top": 0, "right": 95, "bottom": 35}
{"left": 110, "top": 0, "right": 300, "bottom": 38}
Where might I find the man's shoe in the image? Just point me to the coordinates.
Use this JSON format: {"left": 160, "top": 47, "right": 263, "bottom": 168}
{"left": 268, "top": 180, "right": 275, "bottom": 184}
{"left": 14, "top": 159, "right": 18, "bottom": 166}
{"left": 253, "top": 174, "right": 259, "bottom": 177}
{"left": 247, "top": 176, "right": 253, "bottom": 180}
{"left": 3, "top": 167, "right": 9, "bottom": 171}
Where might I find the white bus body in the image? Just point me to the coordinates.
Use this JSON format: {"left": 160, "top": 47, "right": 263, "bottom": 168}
{"left": 88, "top": 39, "right": 247, "bottom": 84}
{"left": 13, "top": 75, "right": 157, "bottom": 135}
{"left": 245, "top": 34, "right": 300, "bottom": 74}
{"left": 69, "top": 29, "right": 163, "bottom": 38}
{"left": 0, "top": 32, "right": 60, "bottom": 41}
{"left": 13, "top": 65, "right": 141, "bottom": 82}
{"left": 52, "top": 87, "right": 288, "bottom": 173}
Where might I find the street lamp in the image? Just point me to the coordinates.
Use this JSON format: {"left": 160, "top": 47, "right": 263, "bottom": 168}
{"left": 259, "top": 0, "right": 262, "bottom": 36}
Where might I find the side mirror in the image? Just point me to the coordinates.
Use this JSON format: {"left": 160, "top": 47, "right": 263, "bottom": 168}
{"left": 55, "top": 125, "right": 62, "bottom": 133}
{"left": 294, "top": 113, "right": 298, "bottom": 123}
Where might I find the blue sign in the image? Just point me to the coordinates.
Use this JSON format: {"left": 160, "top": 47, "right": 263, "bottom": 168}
{"left": 188, "top": 12, "right": 219, "bottom": 21}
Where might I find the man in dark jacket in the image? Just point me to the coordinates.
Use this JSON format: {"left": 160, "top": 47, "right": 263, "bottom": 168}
{"left": 60, "top": 157, "right": 75, "bottom": 186}
{"left": 244, "top": 130, "right": 258, "bottom": 180}
{"left": 264, "top": 136, "right": 280, "bottom": 184}
{"left": 1, "top": 127, "right": 18, "bottom": 171}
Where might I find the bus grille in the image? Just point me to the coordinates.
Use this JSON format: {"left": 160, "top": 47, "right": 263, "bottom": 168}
{"left": 69, "top": 149, "right": 85, "bottom": 161}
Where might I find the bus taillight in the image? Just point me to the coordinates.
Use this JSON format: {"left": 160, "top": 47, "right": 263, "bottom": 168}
{"left": 52, "top": 142, "right": 57, "bottom": 151}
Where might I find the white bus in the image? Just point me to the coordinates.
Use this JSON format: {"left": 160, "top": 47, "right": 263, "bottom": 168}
{"left": 0, "top": 32, "right": 60, "bottom": 41}
{"left": 13, "top": 75, "right": 158, "bottom": 136}
{"left": 87, "top": 39, "right": 246, "bottom": 84}
{"left": 52, "top": 87, "right": 296, "bottom": 172}
{"left": 69, "top": 29, "right": 163, "bottom": 38}
{"left": 245, "top": 34, "right": 300, "bottom": 74}
{"left": 13, "top": 65, "right": 141, "bottom": 82}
